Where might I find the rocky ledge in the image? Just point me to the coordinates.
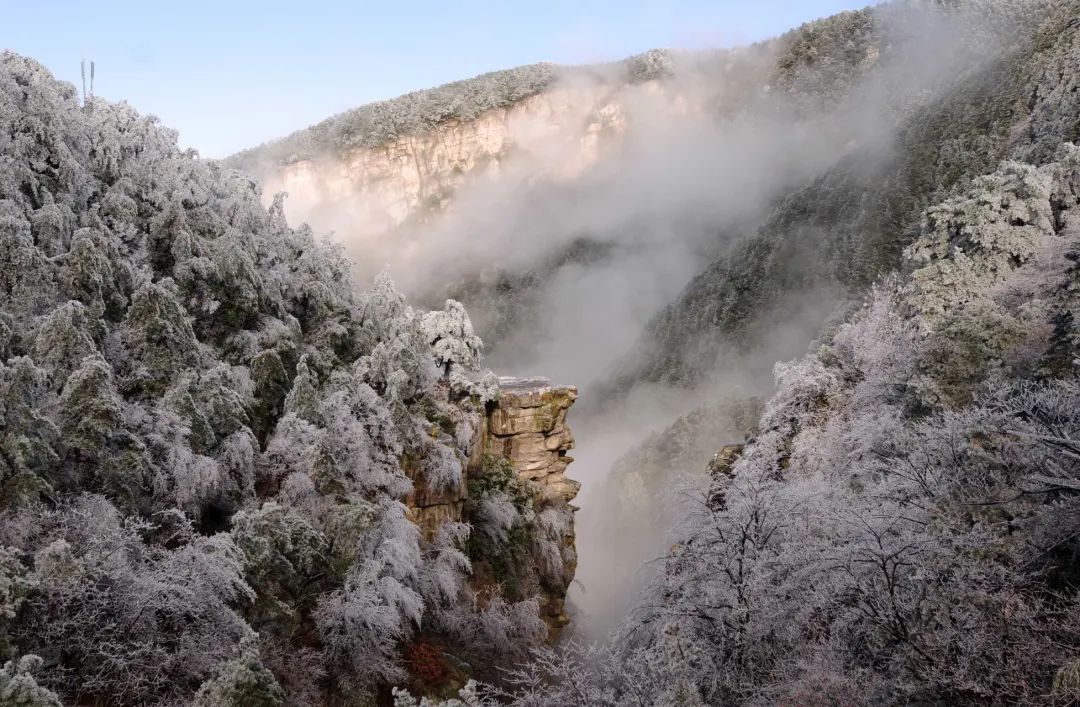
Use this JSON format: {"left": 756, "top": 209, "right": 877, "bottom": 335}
{"left": 488, "top": 377, "right": 580, "bottom": 636}
{"left": 404, "top": 376, "right": 581, "bottom": 638}
{"left": 488, "top": 377, "right": 581, "bottom": 506}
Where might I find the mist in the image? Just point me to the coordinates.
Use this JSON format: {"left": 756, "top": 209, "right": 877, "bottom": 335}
{"left": 264, "top": 1, "right": 1003, "bottom": 640}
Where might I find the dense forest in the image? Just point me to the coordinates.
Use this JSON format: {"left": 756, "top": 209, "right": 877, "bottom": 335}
{"left": 620, "top": 0, "right": 1080, "bottom": 392}
{"left": 0, "top": 52, "right": 573, "bottom": 705}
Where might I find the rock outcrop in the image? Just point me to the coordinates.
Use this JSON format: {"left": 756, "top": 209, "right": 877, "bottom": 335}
{"left": 707, "top": 443, "right": 745, "bottom": 511}
{"left": 403, "top": 377, "right": 580, "bottom": 638}
{"left": 486, "top": 377, "right": 580, "bottom": 506}
{"left": 403, "top": 453, "right": 472, "bottom": 540}
{"left": 487, "top": 377, "right": 580, "bottom": 636}
{"left": 258, "top": 85, "right": 619, "bottom": 235}
{"left": 708, "top": 443, "right": 744, "bottom": 479}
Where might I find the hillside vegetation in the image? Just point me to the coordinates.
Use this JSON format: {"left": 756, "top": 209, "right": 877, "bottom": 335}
{"left": 5, "top": 0, "right": 1080, "bottom": 704}
{"left": 0, "top": 52, "right": 561, "bottom": 705}
{"left": 393, "top": 2, "right": 1080, "bottom": 704}
{"left": 621, "top": 0, "right": 1079, "bottom": 390}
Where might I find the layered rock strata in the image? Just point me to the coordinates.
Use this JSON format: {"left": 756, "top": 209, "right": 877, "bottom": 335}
{"left": 487, "top": 377, "right": 580, "bottom": 636}
{"left": 486, "top": 377, "right": 580, "bottom": 506}
{"left": 404, "top": 377, "right": 580, "bottom": 636}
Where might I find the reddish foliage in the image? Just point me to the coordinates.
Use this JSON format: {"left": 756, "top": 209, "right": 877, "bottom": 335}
{"left": 405, "top": 639, "right": 449, "bottom": 686}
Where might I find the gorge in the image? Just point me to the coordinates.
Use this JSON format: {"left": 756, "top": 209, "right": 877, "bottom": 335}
{"left": 4, "top": 0, "right": 1080, "bottom": 705}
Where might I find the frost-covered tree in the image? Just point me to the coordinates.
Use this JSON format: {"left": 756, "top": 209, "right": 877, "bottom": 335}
{"left": 191, "top": 637, "right": 285, "bottom": 707}
{"left": 314, "top": 499, "right": 424, "bottom": 687}
{"left": 0, "top": 656, "right": 62, "bottom": 707}
{"left": 9, "top": 495, "right": 254, "bottom": 704}
{"left": 0, "top": 357, "right": 60, "bottom": 507}
{"left": 422, "top": 299, "right": 483, "bottom": 380}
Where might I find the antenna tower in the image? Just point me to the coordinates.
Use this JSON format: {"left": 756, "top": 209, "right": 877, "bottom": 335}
{"left": 80, "top": 58, "right": 96, "bottom": 105}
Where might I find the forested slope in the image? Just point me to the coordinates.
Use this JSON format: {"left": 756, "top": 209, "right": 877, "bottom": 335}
{"left": 0, "top": 53, "right": 560, "bottom": 706}
{"left": 587, "top": 1, "right": 1080, "bottom": 585}
{"left": 618, "top": 0, "right": 1080, "bottom": 391}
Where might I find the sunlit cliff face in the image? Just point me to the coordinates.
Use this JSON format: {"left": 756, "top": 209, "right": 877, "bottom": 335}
{"left": 257, "top": 79, "right": 666, "bottom": 247}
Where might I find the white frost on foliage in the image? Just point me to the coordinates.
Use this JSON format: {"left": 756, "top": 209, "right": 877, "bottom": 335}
{"left": 502, "top": 146, "right": 1080, "bottom": 705}
{"left": 422, "top": 299, "right": 484, "bottom": 377}
{"left": 0, "top": 51, "right": 519, "bottom": 704}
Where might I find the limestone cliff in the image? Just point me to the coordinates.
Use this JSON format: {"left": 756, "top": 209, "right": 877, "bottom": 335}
{"left": 486, "top": 377, "right": 580, "bottom": 506}
{"left": 486, "top": 377, "right": 579, "bottom": 636}
{"left": 250, "top": 82, "right": 651, "bottom": 240}
{"left": 404, "top": 377, "right": 580, "bottom": 638}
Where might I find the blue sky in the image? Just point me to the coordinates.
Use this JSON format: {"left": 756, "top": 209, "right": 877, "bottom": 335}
{"left": 4, "top": 1, "right": 871, "bottom": 158}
